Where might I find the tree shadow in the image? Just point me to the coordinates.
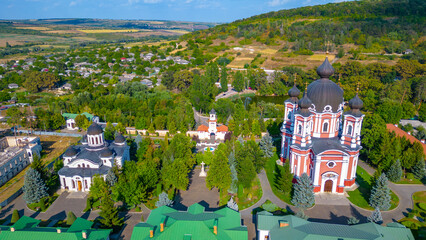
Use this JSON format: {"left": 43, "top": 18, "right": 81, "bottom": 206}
{"left": 349, "top": 205, "right": 368, "bottom": 223}
{"left": 172, "top": 192, "right": 187, "bottom": 211}
{"left": 47, "top": 210, "right": 66, "bottom": 220}
{"left": 0, "top": 204, "right": 15, "bottom": 218}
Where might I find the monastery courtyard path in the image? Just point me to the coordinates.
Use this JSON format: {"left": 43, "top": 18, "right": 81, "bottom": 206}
{"left": 174, "top": 166, "right": 220, "bottom": 211}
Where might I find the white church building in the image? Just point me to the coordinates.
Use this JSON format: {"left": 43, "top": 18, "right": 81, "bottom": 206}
{"left": 58, "top": 122, "right": 129, "bottom": 192}
{"left": 197, "top": 109, "right": 228, "bottom": 141}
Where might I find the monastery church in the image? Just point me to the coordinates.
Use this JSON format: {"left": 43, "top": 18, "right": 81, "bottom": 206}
{"left": 280, "top": 58, "right": 364, "bottom": 194}
{"left": 58, "top": 122, "right": 130, "bottom": 192}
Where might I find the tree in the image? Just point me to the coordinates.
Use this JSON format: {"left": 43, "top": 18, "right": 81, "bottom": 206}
{"left": 347, "top": 217, "right": 360, "bottom": 225}
{"left": 259, "top": 133, "right": 275, "bottom": 159}
{"left": 23, "top": 168, "right": 48, "bottom": 204}
{"left": 369, "top": 173, "right": 391, "bottom": 211}
{"left": 206, "top": 144, "right": 232, "bottom": 191}
{"left": 89, "top": 175, "right": 109, "bottom": 200}
{"left": 30, "top": 152, "right": 45, "bottom": 179}
{"left": 75, "top": 114, "right": 90, "bottom": 130}
{"left": 232, "top": 71, "right": 245, "bottom": 92}
{"left": 227, "top": 197, "right": 239, "bottom": 212}
{"left": 173, "top": 70, "right": 193, "bottom": 91}
{"left": 99, "top": 193, "right": 123, "bottom": 229}
{"left": 105, "top": 168, "right": 117, "bottom": 187}
{"left": 66, "top": 211, "right": 77, "bottom": 225}
{"left": 367, "top": 208, "right": 383, "bottom": 224}
{"left": 236, "top": 143, "right": 257, "bottom": 189}
{"left": 291, "top": 173, "right": 315, "bottom": 210}
{"left": 387, "top": 159, "right": 402, "bottom": 182}
{"left": 11, "top": 210, "right": 20, "bottom": 224}
{"left": 275, "top": 162, "right": 293, "bottom": 193}
{"left": 412, "top": 157, "right": 425, "bottom": 180}
{"left": 104, "top": 122, "right": 115, "bottom": 140}
{"left": 228, "top": 151, "right": 239, "bottom": 194}
{"left": 220, "top": 67, "right": 228, "bottom": 92}
{"left": 155, "top": 192, "right": 173, "bottom": 207}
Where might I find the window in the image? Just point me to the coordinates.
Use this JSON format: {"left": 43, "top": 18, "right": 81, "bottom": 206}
{"left": 72, "top": 180, "right": 75, "bottom": 188}
{"left": 85, "top": 180, "right": 88, "bottom": 189}
{"left": 96, "top": 137, "right": 99, "bottom": 145}
{"left": 298, "top": 125, "right": 302, "bottom": 135}
{"left": 347, "top": 125, "right": 353, "bottom": 135}
{"left": 82, "top": 164, "right": 85, "bottom": 168}
{"left": 327, "top": 161, "right": 336, "bottom": 168}
{"left": 78, "top": 164, "right": 80, "bottom": 168}
{"left": 63, "top": 178, "right": 66, "bottom": 187}
{"left": 323, "top": 122, "right": 329, "bottom": 132}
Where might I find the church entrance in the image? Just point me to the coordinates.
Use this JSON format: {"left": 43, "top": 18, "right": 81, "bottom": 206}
{"left": 77, "top": 181, "right": 82, "bottom": 191}
{"left": 324, "top": 180, "right": 333, "bottom": 192}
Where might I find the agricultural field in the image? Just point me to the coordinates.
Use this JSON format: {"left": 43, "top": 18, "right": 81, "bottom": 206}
{"left": 78, "top": 29, "right": 141, "bottom": 33}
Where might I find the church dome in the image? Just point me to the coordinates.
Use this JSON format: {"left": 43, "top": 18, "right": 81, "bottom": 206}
{"left": 64, "top": 147, "right": 77, "bottom": 157}
{"left": 348, "top": 93, "right": 363, "bottom": 110}
{"left": 87, "top": 122, "right": 103, "bottom": 135}
{"left": 298, "top": 91, "right": 312, "bottom": 109}
{"left": 288, "top": 83, "right": 300, "bottom": 98}
{"left": 307, "top": 58, "right": 343, "bottom": 113}
{"left": 114, "top": 133, "right": 126, "bottom": 144}
{"left": 100, "top": 148, "right": 113, "bottom": 158}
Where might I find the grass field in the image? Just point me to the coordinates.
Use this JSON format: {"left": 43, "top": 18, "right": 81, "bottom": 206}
{"left": 264, "top": 152, "right": 293, "bottom": 205}
{"left": 79, "top": 29, "right": 140, "bottom": 33}
{"left": 307, "top": 54, "right": 336, "bottom": 61}
{"left": 347, "top": 166, "right": 399, "bottom": 211}
{"left": 15, "top": 26, "right": 51, "bottom": 31}
{"left": 398, "top": 191, "right": 426, "bottom": 239}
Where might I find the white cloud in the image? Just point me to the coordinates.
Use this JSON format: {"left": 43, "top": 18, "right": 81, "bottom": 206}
{"left": 268, "top": 0, "right": 289, "bottom": 7}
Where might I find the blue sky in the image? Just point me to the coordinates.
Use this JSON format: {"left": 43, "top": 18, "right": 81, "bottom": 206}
{"left": 1, "top": 0, "right": 340, "bottom": 23}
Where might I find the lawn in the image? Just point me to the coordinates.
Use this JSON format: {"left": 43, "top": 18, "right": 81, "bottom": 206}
{"left": 347, "top": 166, "right": 399, "bottom": 210}
{"left": 235, "top": 177, "right": 263, "bottom": 210}
{"left": 398, "top": 191, "right": 426, "bottom": 239}
{"left": 395, "top": 173, "right": 426, "bottom": 185}
{"left": 264, "top": 152, "right": 292, "bottom": 205}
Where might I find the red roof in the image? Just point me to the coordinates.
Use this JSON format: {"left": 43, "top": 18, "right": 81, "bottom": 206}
{"left": 386, "top": 124, "right": 426, "bottom": 156}
{"left": 197, "top": 125, "right": 208, "bottom": 132}
{"left": 217, "top": 125, "right": 229, "bottom": 132}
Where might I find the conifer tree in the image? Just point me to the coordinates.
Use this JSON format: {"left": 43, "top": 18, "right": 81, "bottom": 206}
{"left": 276, "top": 162, "right": 293, "bottom": 193}
{"left": 227, "top": 197, "right": 239, "bottom": 212}
{"left": 11, "top": 210, "right": 20, "bottom": 224}
{"left": 206, "top": 144, "right": 232, "bottom": 191}
{"left": 291, "top": 173, "right": 315, "bottom": 210}
{"left": 155, "top": 192, "right": 173, "bottom": 207}
{"left": 367, "top": 208, "right": 383, "bottom": 224}
{"left": 236, "top": 147, "right": 257, "bottom": 189}
{"left": 220, "top": 67, "right": 228, "bottom": 92}
{"left": 105, "top": 169, "right": 117, "bottom": 187}
{"left": 412, "top": 157, "right": 425, "bottom": 180}
{"left": 347, "top": 217, "right": 360, "bottom": 225}
{"left": 30, "top": 153, "right": 45, "bottom": 179}
{"left": 23, "top": 168, "right": 48, "bottom": 204}
{"left": 369, "top": 173, "right": 391, "bottom": 211}
{"left": 387, "top": 159, "right": 402, "bottom": 182}
{"left": 228, "top": 151, "right": 239, "bottom": 194}
{"left": 66, "top": 211, "right": 77, "bottom": 225}
{"left": 99, "top": 193, "right": 123, "bottom": 229}
{"left": 259, "top": 133, "right": 275, "bottom": 159}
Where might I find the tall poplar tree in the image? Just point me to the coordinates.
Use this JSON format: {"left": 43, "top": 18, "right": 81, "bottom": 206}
{"left": 206, "top": 144, "right": 232, "bottom": 191}
{"left": 220, "top": 67, "right": 228, "bottom": 92}
{"left": 99, "top": 193, "right": 123, "bottom": 229}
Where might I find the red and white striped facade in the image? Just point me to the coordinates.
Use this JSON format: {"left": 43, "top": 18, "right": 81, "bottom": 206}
{"left": 280, "top": 58, "right": 364, "bottom": 194}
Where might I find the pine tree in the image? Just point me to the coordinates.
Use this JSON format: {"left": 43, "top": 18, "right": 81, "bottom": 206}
{"left": 276, "top": 163, "right": 293, "bottom": 193}
{"left": 23, "top": 168, "right": 48, "bottom": 204}
{"left": 291, "top": 173, "right": 315, "bottom": 210}
{"left": 369, "top": 173, "right": 391, "bottom": 211}
{"left": 30, "top": 153, "right": 45, "bottom": 179}
{"left": 11, "top": 210, "right": 20, "bottom": 224}
{"left": 155, "top": 192, "right": 173, "bottom": 207}
{"left": 367, "top": 208, "right": 383, "bottom": 224}
{"left": 412, "top": 158, "right": 425, "bottom": 180}
{"left": 206, "top": 144, "right": 232, "bottom": 191}
{"left": 347, "top": 217, "right": 360, "bottom": 225}
{"left": 259, "top": 133, "right": 275, "bottom": 159}
{"left": 228, "top": 151, "right": 239, "bottom": 194}
{"left": 236, "top": 148, "right": 257, "bottom": 189}
{"left": 66, "top": 211, "right": 77, "bottom": 225}
{"left": 295, "top": 210, "right": 308, "bottom": 220}
{"left": 227, "top": 196, "right": 239, "bottom": 212}
{"left": 387, "top": 159, "right": 402, "bottom": 182}
{"left": 105, "top": 169, "right": 117, "bottom": 187}
{"left": 99, "top": 193, "right": 123, "bottom": 229}
{"left": 220, "top": 67, "right": 228, "bottom": 92}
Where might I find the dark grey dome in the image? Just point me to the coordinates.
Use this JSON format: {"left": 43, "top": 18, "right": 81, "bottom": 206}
{"left": 64, "top": 147, "right": 77, "bottom": 157}
{"left": 87, "top": 122, "right": 103, "bottom": 135}
{"left": 210, "top": 109, "right": 216, "bottom": 114}
{"left": 100, "top": 148, "right": 113, "bottom": 158}
{"left": 316, "top": 57, "right": 334, "bottom": 78}
{"left": 307, "top": 58, "right": 343, "bottom": 113}
{"left": 349, "top": 93, "right": 363, "bottom": 110}
{"left": 298, "top": 91, "right": 312, "bottom": 109}
{"left": 288, "top": 84, "right": 300, "bottom": 98}
{"left": 114, "top": 133, "right": 125, "bottom": 144}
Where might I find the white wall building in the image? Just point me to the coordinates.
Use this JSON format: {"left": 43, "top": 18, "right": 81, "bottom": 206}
{"left": 58, "top": 122, "right": 129, "bottom": 192}
{"left": 197, "top": 109, "right": 228, "bottom": 141}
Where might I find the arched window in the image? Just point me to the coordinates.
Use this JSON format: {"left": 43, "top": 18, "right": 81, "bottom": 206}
{"left": 347, "top": 125, "right": 353, "bottom": 135}
{"left": 78, "top": 164, "right": 80, "bottom": 168}
{"left": 96, "top": 137, "right": 99, "bottom": 145}
{"left": 323, "top": 122, "right": 329, "bottom": 132}
{"left": 82, "top": 164, "right": 85, "bottom": 168}
{"left": 84, "top": 180, "right": 88, "bottom": 189}
{"left": 298, "top": 125, "right": 302, "bottom": 135}
{"left": 72, "top": 180, "right": 75, "bottom": 188}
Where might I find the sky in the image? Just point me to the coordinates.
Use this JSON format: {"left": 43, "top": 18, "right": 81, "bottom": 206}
{"left": 1, "top": 0, "right": 341, "bottom": 23}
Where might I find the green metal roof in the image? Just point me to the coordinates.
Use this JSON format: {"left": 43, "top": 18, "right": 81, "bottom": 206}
{"left": 257, "top": 214, "right": 414, "bottom": 240}
{"left": 0, "top": 217, "right": 111, "bottom": 240}
{"left": 132, "top": 203, "right": 247, "bottom": 240}
{"left": 62, "top": 112, "right": 94, "bottom": 120}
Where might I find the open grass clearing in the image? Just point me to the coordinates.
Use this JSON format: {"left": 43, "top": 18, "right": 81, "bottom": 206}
{"left": 307, "top": 54, "right": 335, "bottom": 61}
{"left": 264, "top": 152, "right": 293, "bottom": 205}
{"left": 15, "top": 26, "right": 51, "bottom": 31}
{"left": 347, "top": 166, "right": 399, "bottom": 211}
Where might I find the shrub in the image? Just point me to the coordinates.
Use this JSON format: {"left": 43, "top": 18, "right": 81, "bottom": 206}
{"left": 238, "top": 184, "right": 244, "bottom": 199}
{"left": 11, "top": 210, "right": 20, "bottom": 224}
{"left": 39, "top": 198, "right": 46, "bottom": 212}
{"left": 418, "top": 202, "right": 426, "bottom": 211}
{"left": 66, "top": 211, "right": 77, "bottom": 225}
{"left": 262, "top": 202, "right": 279, "bottom": 212}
